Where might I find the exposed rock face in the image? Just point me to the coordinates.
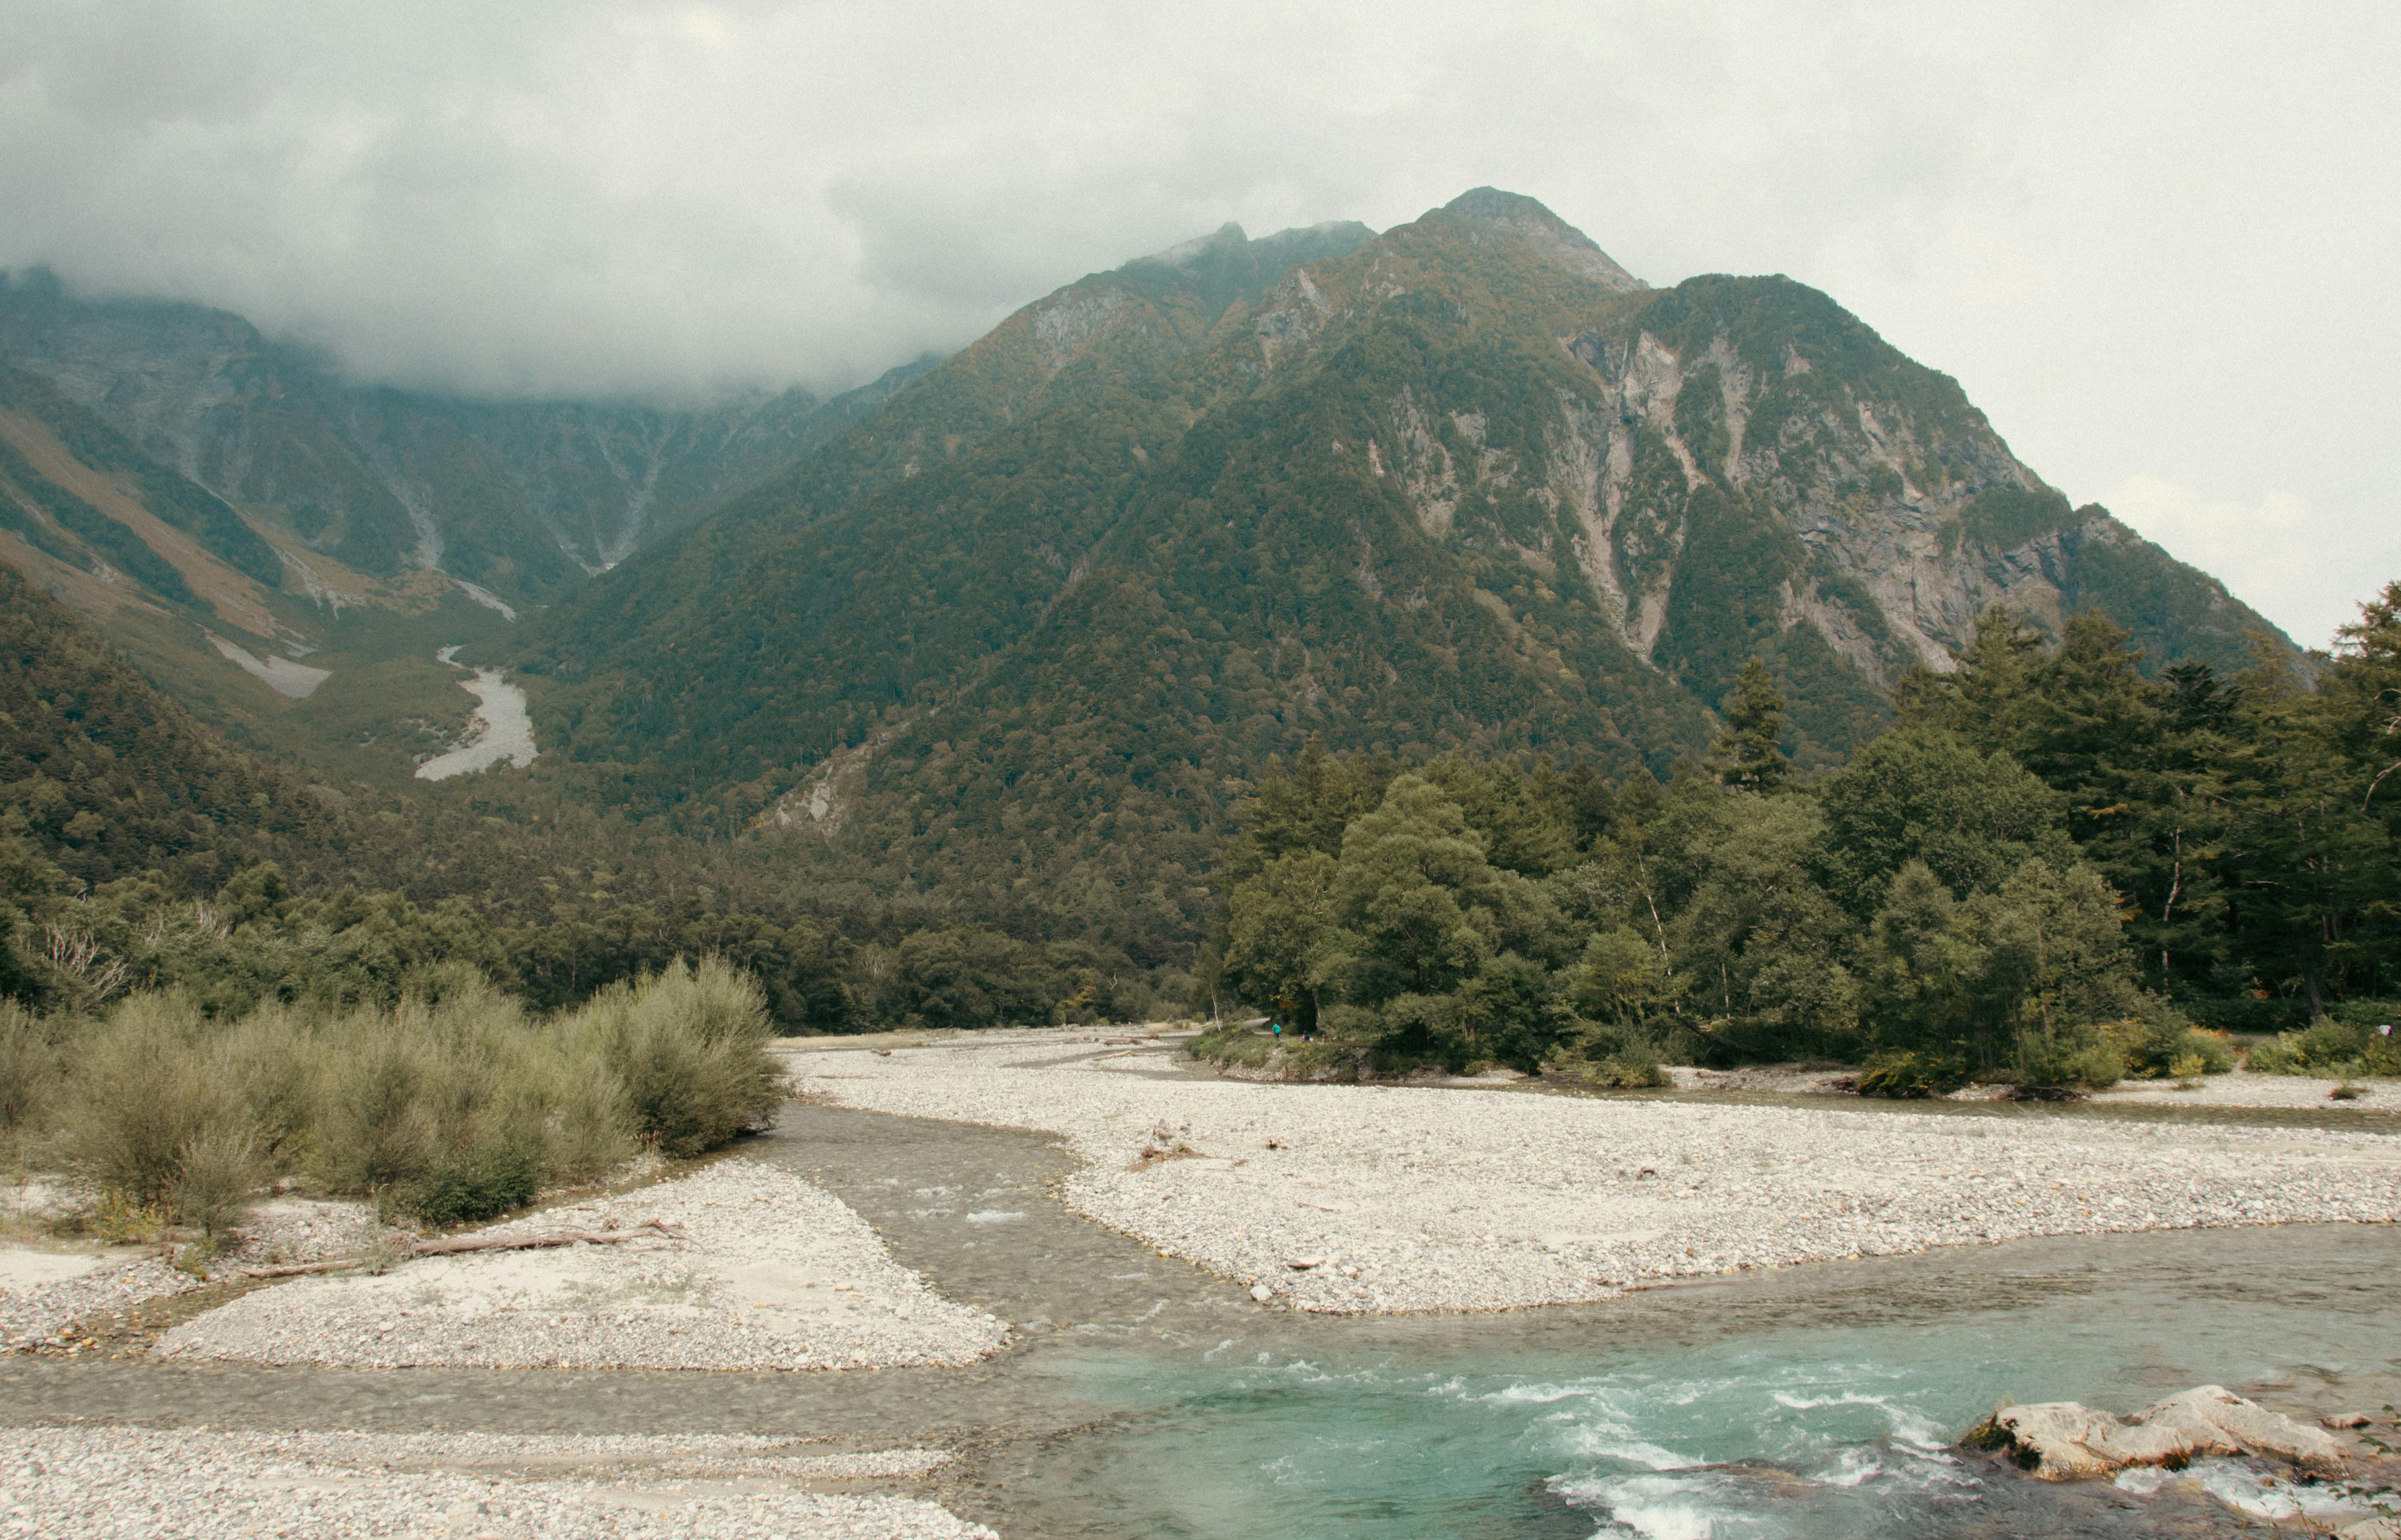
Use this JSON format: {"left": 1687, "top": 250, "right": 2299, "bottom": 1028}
{"left": 1976, "top": 1386, "right": 2349, "bottom": 1480}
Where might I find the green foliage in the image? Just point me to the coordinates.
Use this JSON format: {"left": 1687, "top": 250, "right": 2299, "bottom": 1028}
{"left": 58, "top": 993, "right": 253, "bottom": 1214}
{"left": 2102, "top": 1010, "right": 2235, "bottom": 1080}
{"left": 166, "top": 1124, "right": 265, "bottom": 1237}
{"left": 1815, "top": 727, "right": 2070, "bottom": 914}
{"left": 0, "top": 999, "right": 56, "bottom": 1134}
{"left": 1855, "top": 1049, "right": 1968, "bottom": 1098}
{"left": 1589, "top": 1045, "right": 1669, "bottom": 1088}
{"left": 1708, "top": 658, "right": 1791, "bottom": 792}
{"left": 568, "top": 958, "right": 784, "bottom": 1158}
{"left": 20, "top": 957, "right": 783, "bottom": 1230}
{"left": 1956, "top": 484, "right": 2076, "bottom": 551}
{"left": 2246, "top": 1015, "right": 2400, "bottom": 1079}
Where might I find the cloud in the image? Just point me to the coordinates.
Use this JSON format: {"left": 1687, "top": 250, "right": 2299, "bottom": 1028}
{"left": 0, "top": 1, "right": 2394, "bottom": 624}
{"left": 2103, "top": 477, "right": 2395, "bottom": 652}
{"left": 0, "top": 0, "right": 2123, "bottom": 401}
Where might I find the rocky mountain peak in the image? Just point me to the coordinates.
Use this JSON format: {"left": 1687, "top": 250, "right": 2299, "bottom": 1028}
{"left": 1440, "top": 186, "right": 1645, "bottom": 293}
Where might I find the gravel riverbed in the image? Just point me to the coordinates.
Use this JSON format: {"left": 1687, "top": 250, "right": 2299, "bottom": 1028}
{"left": 156, "top": 1159, "right": 1008, "bottom": 1370}
{"left": 788, "top": 1034, "right": 2401, "bottom": 1314}
{"left": 2090, "top": 1070, "right": 2401, "bottom": 1112}
{"left": 0, "top": 1426, "right": 991, "bottom": 1539}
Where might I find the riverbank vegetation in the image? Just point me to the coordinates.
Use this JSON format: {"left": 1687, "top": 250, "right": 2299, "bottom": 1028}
{"left": 0, "top": 957, "right": 784, "bottom": 1235}
{"left": 1211, "top": 587, "right": 2401, "bottom": 1089}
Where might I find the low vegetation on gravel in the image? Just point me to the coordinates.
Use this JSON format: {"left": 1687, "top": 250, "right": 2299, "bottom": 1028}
{"left": 0, "top": 956, "right": 785, "bottom": 1239}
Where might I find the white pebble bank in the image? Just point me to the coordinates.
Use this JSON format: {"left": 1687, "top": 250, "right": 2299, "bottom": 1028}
{"left": 0, "top": 1426, "right": 991, "bottom": 1539}
{"left": 787, "top": 1035, "right": 2401, "bottom": 1314}
{"left": 158, "top": 1159, "right": 1007, "bottom": 1370}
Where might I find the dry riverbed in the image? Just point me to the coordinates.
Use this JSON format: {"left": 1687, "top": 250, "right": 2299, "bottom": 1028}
{"left": 0, "top": 1426, "right": 992, "bottom": 1539}
{"left": 153, "top": 1159, "right": 1006, "bottom": 1370}
{"left": 2, "top": 1193, "right": 384, "bottom": 1352}
{"left": 786, "top": 1032, "right": 2401, "bottom": 1314}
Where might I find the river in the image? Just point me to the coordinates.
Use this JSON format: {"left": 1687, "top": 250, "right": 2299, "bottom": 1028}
{"left": 416, "top": 646, "right": 538, "bottom": 780}
{"left": 7, "top": 1103, "right": 2395, "bottom": 1537}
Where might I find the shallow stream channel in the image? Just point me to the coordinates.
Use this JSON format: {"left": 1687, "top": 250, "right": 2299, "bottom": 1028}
{"left": 9, "top": 1099, "right": 2399, "bottom": 1538}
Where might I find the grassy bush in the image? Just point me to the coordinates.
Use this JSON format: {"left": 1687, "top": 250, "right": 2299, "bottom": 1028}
{"left": 167, "top": 1125, "right": 263, "bottom": 1237}
{"left": 1593, "top": 1049, "right": 1670, "bottom": 1088}
{"left": 60, "top": 993, "right": 252, "bottom": 1214}
{"left": 0, "top": 1000, "right": 59, "bottom": 1137}
{"left": 565, "top": 958, "right": 784, "bottom": 1158}
{"left": 2247, "top": 1015, "right": 2400, "bottom": 1078}
{"left": 2103, "top": 1012, "right": 2236, "bottom": 1080}
{"left": 22, "top": 955, "right": 784, "bottom": 1231}
{"left": 1856, "top": 1048, "right": 1968, "bottom": 1098}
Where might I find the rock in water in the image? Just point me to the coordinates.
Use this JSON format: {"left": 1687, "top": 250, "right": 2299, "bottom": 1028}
{"left": 1971, "top": 1385, "right": 2347, "bottom": 1480}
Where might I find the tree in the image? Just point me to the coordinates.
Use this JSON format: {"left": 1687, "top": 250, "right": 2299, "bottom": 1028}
{"left": 1327, "top": 777, "right": 1506, "bottom": 1004}
{"left": 1962, "top": 858, "right": 2141, "bottom": 1083}
{"left": 1812, "top": 727, "right": 2072, "bottom": 914}
{"left": 1708, "top": 658, "right": 1791, "bottom": 793}
{"left": 1223, "top": 851, "right": 1338, "bottom": 1029}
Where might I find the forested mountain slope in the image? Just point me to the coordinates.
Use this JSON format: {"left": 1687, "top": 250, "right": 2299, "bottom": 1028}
{"left": 0, "top": 272, "right": 934, "bottom": 608}
{"left": 0, "top": 564, "right": 343, "bottom": 895}
{"left": 511, "top": 190, "right": 2290, "bottom": 937}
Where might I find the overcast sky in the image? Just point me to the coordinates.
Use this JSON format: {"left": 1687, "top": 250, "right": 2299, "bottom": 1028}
{"left": 3, "top": 1, "right": 2393, "bottom": 648}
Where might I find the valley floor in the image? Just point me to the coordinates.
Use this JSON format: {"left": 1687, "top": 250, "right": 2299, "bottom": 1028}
{"left": 785, "top": 1029, "right": 2401, "bottom": 1314}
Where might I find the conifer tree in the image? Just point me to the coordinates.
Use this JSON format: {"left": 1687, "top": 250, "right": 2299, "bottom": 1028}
{"left": 1709, "top": 658, "right": 1791, "bottom": 792}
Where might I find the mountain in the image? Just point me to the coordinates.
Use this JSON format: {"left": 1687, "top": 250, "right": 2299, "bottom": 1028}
{"left": 0, "top": 563, "right": 344, "bottom": 895}
{"left": 509, "top": 190, "right": 2291, "bottom": 937}
{"left": 0, "top": 270, "right": 935, "bottom": 609}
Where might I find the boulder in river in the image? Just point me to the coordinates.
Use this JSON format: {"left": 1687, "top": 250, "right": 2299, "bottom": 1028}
{"left": 1968, "top": 1385, "right": 2347, "bottom": 1480}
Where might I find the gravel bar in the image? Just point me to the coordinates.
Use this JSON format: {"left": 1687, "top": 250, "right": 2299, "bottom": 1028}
{"left": 2092, "top": 1071, "right": 2401, "bottom": 1112}
{"left": 0, "top": 1426, "right": 991, "bottom": 1539}
{"left": 787, "top": 1034, "right": 2401, "bottom": 1314}
{"left": 1, "top": 1251, "right": 200, "bottom": 1351}
{"left": 157, "top": 1159, "right": 1008, "bottom": 1370}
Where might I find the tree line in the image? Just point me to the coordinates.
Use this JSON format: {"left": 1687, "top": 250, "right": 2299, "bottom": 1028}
{"left": 1212, "top": 590, "right": 2401, "bottom": 1088}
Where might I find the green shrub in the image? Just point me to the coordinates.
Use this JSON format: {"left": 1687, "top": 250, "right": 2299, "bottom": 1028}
{"left": 1856, "top": 1048, "right": 1968, "bottom": 1098}
{"left": 407, "top": 1132, "right": 545, "bottom": 1226}
{"left": 2012, "top": 1024, "right": 2122, "bottom": 1090}
{"left": 2104, "top": 1011, "right": 2235, "bottom": 1079}
{"left": 313, "top": 1030, "right": 438, "bottom": 1201}
{"left": 166, "top": 1125, "right": 263, "bottom": 1236}
{"left": 0, "top": 1000, "right": 59, "bottom": 1136}
{"left": 565, "top": 958, "right": 783, "bottom": 1158}
{"left": 1593, "top": 1046, "right": 1669, "bottom": 1088}
{"left": 18, "top": 958, "right": 771, "bottom": 1229}
{"left": 61, "top": 994, "right": 249, "bottom": 1209}
{"left": 2247, "top": 1015, "right": 2397, "bottom": 1078}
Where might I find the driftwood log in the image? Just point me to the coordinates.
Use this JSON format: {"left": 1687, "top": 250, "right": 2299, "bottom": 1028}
{"left": 241, "top": 1218, "right": 688, "bottom": 1278}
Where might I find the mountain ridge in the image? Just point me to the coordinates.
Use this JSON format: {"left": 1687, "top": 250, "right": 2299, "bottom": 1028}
{"left": 500, "top": 190, "right": 2291, "bottom": 945}
{"left": 0, "top": 270, "right": 938, "bottom": 607}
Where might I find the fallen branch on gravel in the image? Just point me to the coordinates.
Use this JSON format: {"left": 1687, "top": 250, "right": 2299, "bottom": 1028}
{"left": 242, "top": 1219, "right": 689, "bottom": 1278}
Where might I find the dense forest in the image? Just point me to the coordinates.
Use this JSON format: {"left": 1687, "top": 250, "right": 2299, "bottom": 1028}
{"left": 0, "top": 566, "right": 1180, "bottom": 1031}
{"left": 1209, "top": 592, "right": 2401, "bottom": 1089}
{"left": 3, "top": 506, "right": 2396, "bottom": 1086}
